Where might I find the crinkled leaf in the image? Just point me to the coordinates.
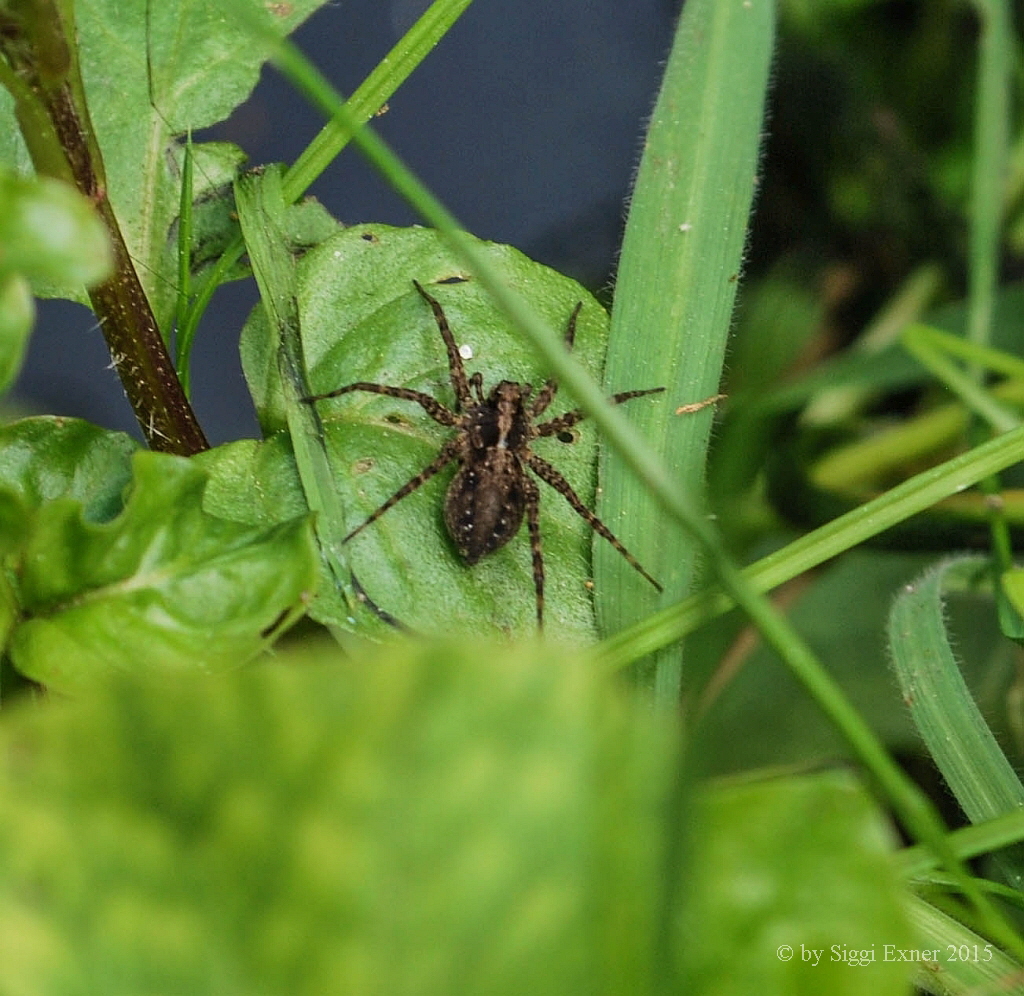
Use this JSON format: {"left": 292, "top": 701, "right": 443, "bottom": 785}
{"left": 0, "top": 639, "right": 674, "bottom": 995}
{"left": 241, "top": 225, "right": 644, "bottom": 639}
{"left": 0, "top": 416, "right": 138, "bottom": 524}
{"left": 681, "top": 771, "right": 914, "bottom": 996}
{"left": 9, "top": 450, "right": 317, "bottom": 691}
{"left": 193, "top": 435, "right": 372, "bottom": 635}
{"left": 0, "top": 417, "right": 137, "bottom": 654}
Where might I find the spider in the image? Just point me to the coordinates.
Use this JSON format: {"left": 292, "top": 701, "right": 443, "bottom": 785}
{"left": 304, "top": 279, "right": 669, "bottom": 629}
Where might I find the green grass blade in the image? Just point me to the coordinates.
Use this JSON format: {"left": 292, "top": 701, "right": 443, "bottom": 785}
{"left": 596, "top": 0, "right": 774, "bottom": 694}
{"left": 597, "top": 423, "right": 1024, "bottom": 671}
{"left": 902, "top": 324, "right": 1020, "bottom": 434}
{"left": 233, "top": 166, "right": 357, "bottom": 635}
{"left": 905, "top": 895, "right": 1022, "bottom": 994}
{"left": 177, "top": 0, "right": 475, "bottom": 375}
{"left": 281, "top": 0, "right": 475, "bottom": 204}
{"left": 965, "top": 0, "right": 1012, "bottom": 353}
{"left": 174, "top": 130, "right": 194, "bottom": 392}
{"left": 901, "top": 809, "right": 1024, "bottom": 880}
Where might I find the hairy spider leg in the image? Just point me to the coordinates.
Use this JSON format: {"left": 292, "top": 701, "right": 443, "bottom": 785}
{"left": 522, "top": 475, "right": 545, "bottom": 627}
{"left": 524, "top": 452, "right": 663, "bottom": 592}
{"left": 343, "top": 437, "right": 462, "bottom": 544}
{"left": 534, "top": 387, "right": 666, "bottom": 438}
{"left": 529, "top": 301, "right": 583, "bottom": 419}
{"left": 303, "top": 382, "right": 458, "bottom": 428}
{"left": 412, "top": 279, "right": 475, "bottom": 410}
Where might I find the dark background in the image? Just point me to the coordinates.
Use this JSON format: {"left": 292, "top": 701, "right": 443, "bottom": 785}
{"left": 13, "top": 0, "right": 681, "bottom": 445}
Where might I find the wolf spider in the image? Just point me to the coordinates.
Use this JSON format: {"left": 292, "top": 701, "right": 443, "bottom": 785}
{"left": 305, "top": 279, "right": 673, "bottom": 628}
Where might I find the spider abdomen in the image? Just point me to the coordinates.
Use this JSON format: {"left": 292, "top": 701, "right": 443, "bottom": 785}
{"left": 444, "top": 450, "right": 527, "bottom": 563}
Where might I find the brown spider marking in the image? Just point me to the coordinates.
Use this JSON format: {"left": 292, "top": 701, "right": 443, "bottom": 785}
{"left": 304, "top": 279, "right": 691, "bottom": 629}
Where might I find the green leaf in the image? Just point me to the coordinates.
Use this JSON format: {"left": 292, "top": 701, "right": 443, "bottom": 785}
{"left": 8, "top": 450, "right": 318, "bottom": 691}
{"left": 241, "top": 225, "right": 639, "bottom": 639}
{"left": 193, "top": 435, "right": 307, "bottom": 526}
{"left": 681, "top": 771, "right": 915, "bottom": 996}
{"left": 0, "top": 639, "right": 674, "bottom": 995}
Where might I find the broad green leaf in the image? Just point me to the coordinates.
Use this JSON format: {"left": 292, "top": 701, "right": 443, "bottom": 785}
{"left": 0, "top": 639, "right": 674, "bottom": 995}
{"left": 0, "top": 418, "right": 137, "bottom": 653}
{"left": 681, "top": 771, "right": 914, "bottom": 996}
{"left": 0, "top": 0, "right": 326, "bottom": 319}
{"left": 8, "top": 450, "right": 317, "bottom": 691}
{"left": 241, "top": 225, "right": 645, "bottom": 640}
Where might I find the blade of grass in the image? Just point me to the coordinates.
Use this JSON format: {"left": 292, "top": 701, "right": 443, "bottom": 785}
{"left": 905, "top": 895, "right": 1021, "bottom": 993}
{"left": 964, "top": 0, "right": 1014, "bottom": 599}
{"left": 233, "top": 165, "right": 358, "bottom": 641}
{"left": 901, "top": 808, "right": 1024, "bottom": 879}
{"left": 965, "top": 0, "right": 1011, "bottom": 356}
{"left": 596, "top": 0, "right": 773, "bottom": 698}
{"left": 902, "top": 324, "right": 1021, "bottom": 434}
{"left": 596, "top": 422, "right": 1024, "bottom": 672}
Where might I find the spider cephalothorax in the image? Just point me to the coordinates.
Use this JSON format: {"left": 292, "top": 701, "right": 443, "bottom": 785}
{"left": 305, "top": 279, "right": 669, "bottom": 628}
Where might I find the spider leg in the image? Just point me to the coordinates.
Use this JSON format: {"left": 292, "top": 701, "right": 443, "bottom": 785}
{"left": 529, "top": 301, "right": 583, "bottom": 418}
{"left": 303, "top": 382, "right": 458, "bottom": 428}
{"left": 413, "top": 280, "right": 475, "bottom": 411}
{"left": 534, "top": 387, "right": 665, "bottom": 438}
{"left": 524, "top": 453, "right": 662, "bottom": 592}
{"left": 523, "top": 475, "right": 545, "bottom": 629}
{"left": 345, "top": 439, "right": 461, "bottom": 543}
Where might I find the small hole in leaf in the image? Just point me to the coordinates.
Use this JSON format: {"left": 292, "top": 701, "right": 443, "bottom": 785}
{"left": 437, "top": 274, "right": 469, "bottom": 285}
{"left": 361, "top": 231, "right": 378, "bottom": 243}
{"left": 556, "top": 429, "right": 578, "bottom": 444}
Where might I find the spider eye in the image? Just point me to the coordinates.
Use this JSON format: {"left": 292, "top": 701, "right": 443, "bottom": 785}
{"left": 557, "top": 429, "right": 578, "bottom": 444}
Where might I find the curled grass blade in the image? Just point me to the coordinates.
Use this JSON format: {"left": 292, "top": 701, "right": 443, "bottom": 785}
{"left": 889, "top": 555, "right": 1024, "bottom": 889}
